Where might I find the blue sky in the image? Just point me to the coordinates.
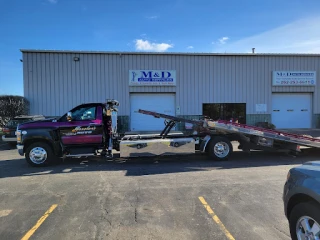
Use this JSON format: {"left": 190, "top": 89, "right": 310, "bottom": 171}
{"left": 1, "top": 0, "right": 320, "bottom": 96}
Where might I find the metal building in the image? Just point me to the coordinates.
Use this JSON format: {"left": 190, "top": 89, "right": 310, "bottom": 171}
{"left": 21, "top": 49, "right": 320, "bottom": 132}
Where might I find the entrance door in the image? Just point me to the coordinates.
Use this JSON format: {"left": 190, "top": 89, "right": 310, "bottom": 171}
{"left": 272, "top": 93, "right": 312, "bottom": 128}
{"left": 59, "top": 105, "right": 104, "bottom": 145}
{"left": 130, "top": 93, "right": 175, "bottom": 131}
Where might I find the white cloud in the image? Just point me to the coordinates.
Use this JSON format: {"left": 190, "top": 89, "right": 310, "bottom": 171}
{"left": 187, "top": 46, "right": 194, "bottom": 49}
{"left": 48, "top": 0, "right": 57, "bottom": 3}
{"left": 212, "top": 37, "right": 229, "bottom": 45}
{"left": 146, "top": 16, "right": 158, "bottom": 19}
{"left": 213, "top": 16, "right": 320, "bottom": 53}
{"left": 218, "top": 37, "right": 229, "bottom": 45}
{"left": 135, "top": 39, "right": 173, "bottom": 52}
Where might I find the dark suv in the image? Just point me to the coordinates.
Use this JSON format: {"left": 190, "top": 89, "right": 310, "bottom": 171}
{"left": 2, "top": 115, "right": 45, "bottom": 144}
{"left": 283, "top": 161, "right": 320, "bottom": 240}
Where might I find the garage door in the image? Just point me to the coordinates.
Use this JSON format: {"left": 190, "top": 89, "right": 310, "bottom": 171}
{"left": 130, "top": 93, "right": 175, "bottom": 131}
{"left": 272, "top": 93, "right": 312, "bottom": 129}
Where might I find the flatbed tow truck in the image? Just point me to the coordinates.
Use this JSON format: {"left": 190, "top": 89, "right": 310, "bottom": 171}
{"left": 15, "top": 100, "right": 320, "bottom": 166}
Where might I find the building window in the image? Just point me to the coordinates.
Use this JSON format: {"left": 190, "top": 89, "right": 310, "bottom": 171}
{"left": 203, "top": 103, "right": 246, "bottom": 124}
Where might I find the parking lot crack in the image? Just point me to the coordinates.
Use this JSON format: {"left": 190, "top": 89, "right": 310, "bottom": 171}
{"left": 93, "top": 172, "right": 114, "bottom": 238}
{"left": 134, "top": 207, "right": 138, "bottom": 223}
{"left": 104, "top": 208, "right": 112, "bottom": 226}
{"left": 273, "top": 225, "right": 291, "bottom": 238}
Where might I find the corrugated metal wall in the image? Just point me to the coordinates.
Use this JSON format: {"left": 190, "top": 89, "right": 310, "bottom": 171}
{"left": 23, "top": 52, "right": 127, "bottom": 116}
{"left": 23, "top": 52, "right": 320, "bottom": 116}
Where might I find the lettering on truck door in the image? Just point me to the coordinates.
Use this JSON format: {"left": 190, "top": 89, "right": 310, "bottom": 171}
{"left": 59, "top": 105, "right": 104, "bottom": 145}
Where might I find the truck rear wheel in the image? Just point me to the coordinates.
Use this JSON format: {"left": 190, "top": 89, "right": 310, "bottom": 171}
{"left": 25, "top": 142, "right": 55, "bottom": 167}
{"left": 208, "top": 136, "right": 232, "bottom": 161}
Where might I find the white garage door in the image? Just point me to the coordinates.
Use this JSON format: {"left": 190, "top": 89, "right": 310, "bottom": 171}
{"left": 130, "top": 93, "right": 175, "bottom": 131}
{"left": 272, "top": 93, "right": 312, "bottom": 129}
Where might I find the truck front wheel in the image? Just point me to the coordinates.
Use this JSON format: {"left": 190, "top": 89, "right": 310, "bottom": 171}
{"left": 25, "top": 142, "right": 55, "bottom": 167}
{"left": 208, "top": 136, "right": 233, "bottom": 161}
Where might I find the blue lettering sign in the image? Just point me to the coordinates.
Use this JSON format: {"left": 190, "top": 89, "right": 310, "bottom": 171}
{"left": 130, "top": 70, "right": 176, "bottom": 86}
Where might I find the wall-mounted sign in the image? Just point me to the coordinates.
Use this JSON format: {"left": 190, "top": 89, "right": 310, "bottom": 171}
{"left": 129, "top": 70, "right": 176, "bottom": 86}
{"left": 256, "top": 104, "right": 267, "bottom": 112}
{"left": 272, "top": 71, "right": 316, "bottom": 86}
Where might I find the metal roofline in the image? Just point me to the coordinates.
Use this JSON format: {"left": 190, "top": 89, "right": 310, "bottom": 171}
{"left": 19, "top": 49, "right": 320, "bottom": 57}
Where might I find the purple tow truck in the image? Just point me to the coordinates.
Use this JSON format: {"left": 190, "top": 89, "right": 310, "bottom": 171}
{"left": 16, "top": 100, "right": 120, "bottom": 166}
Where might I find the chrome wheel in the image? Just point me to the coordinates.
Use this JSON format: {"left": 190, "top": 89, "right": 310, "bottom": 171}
{"left": 214, "top": 142, "right": 230, "bottom": 158}
{"left": 296, "top": 216, "right": 320, "bottom": 240}
{"left": 29, "top": 147, "right": 47, "bottom": 164}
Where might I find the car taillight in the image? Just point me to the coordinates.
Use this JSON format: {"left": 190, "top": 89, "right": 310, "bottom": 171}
{"left": 3, "top": 128, "right": 10, "bottom": 133}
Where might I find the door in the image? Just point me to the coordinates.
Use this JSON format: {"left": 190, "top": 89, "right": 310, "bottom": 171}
{"left": 59, "top": 105, "right": 104, "bottom": 145}
{"left": 272, "top": 93, "right": 312, "bottom": 129}
{"left": 130, "top": 93, "right": 175, "bottom": 131}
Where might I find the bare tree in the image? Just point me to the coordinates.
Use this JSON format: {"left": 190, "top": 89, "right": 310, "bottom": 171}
{"left": 0, "top": 95, "right": 30, "bottom": 126}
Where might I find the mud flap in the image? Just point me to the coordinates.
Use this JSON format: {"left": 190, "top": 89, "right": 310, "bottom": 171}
{"left": 237, "top": 133, "right": 251, "bottom": 153}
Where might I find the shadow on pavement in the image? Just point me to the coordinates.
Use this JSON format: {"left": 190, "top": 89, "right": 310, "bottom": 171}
{"left": 1, "top": 148, "right": 320, "bottom": 179}
{"left": 0, "top": 138, "right": 16, "bottom": 151}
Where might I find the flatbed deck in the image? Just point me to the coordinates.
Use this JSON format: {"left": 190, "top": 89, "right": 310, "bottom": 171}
{"left": 138, "top": 109, "right": 320, "bottom": 149}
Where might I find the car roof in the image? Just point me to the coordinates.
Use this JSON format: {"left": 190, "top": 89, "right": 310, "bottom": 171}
{"left": 301, "top": 161, "right": 320, "bottom": 168}
{"left": 13, "top": 115, "right": 45, "bottom": 119}
{"left": 292, "top": 161, "right": 320, "bottom": 174}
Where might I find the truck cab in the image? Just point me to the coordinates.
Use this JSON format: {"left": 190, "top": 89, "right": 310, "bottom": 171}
{"left": 16, "top": 100, "right": 119, "bottom": 166}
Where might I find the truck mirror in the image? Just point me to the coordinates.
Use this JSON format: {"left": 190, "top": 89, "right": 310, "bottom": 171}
{"left": 67, "top": 112, "right": 72, "bottom": 121}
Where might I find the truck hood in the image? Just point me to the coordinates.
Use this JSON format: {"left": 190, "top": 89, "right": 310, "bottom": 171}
{"left": 18, "top": 118, "right": 59, "bottom": 129}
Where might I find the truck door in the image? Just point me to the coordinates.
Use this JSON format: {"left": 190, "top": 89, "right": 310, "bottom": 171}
{"left": 59, "top": 105, "right": 104, "bottom": 145}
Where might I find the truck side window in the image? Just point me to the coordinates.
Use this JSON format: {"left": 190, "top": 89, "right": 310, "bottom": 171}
{"left": 72, "top": 106, "right": 96, "bottom": 121}
{"left": 60, "top": 106, "right": 97, "bottom": 122}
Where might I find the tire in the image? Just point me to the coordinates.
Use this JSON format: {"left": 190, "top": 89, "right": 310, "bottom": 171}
{"left": 25, "top": 142, "right": 55, "bottom": 167}
{"left": 289, "top": 201, "right": 320, "bottom": 240}
{"left": 208, "top": 136, "right": 233, "bottom": 161}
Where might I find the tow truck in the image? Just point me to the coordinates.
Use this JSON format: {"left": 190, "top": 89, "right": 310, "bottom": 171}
{"left": 15, "top": 100, "right": 320, "bottom": 167}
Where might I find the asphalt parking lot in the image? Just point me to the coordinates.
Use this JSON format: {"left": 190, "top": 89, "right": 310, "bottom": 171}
{"left": 1, "top": 141, "right": 320, "bottom": 240}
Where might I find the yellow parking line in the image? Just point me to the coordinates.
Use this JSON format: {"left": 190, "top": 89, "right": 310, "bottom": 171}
{"left": 198, "top": 197, "right": 235, "bottom": 240}
{"left": 21, "top": 204, "right": 58, "bottom": 240}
